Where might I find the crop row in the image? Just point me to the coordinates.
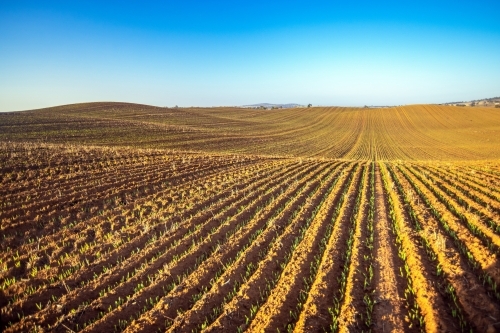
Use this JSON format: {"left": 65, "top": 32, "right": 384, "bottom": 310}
{"left": 2, "top": 143, "right": 500, "bottom": 332}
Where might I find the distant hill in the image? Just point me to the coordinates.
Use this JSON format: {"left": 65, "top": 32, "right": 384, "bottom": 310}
{"left": 242, "top": 103, "right": 303, "bottom": 109}
{"left": 443, "top": 96, "right": 500, "bottom": 107}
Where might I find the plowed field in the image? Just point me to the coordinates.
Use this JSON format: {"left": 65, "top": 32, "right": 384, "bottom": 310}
{"left": 1, "top": 103, "right": 500, "bottom": 332}
{"left": 2, "top": 103, "right": 500, "bottom": 160}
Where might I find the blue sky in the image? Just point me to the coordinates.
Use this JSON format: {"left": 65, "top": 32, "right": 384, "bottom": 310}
{"left": 1, "top": 0, "right": 500, "bottom": 111}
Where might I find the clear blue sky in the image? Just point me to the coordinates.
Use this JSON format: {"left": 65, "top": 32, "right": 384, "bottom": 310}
{"left": 1, "top": 0, "right": 500, "bottom": 111}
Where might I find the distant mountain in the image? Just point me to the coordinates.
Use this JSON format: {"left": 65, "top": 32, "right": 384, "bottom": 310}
{"left": 242, "top": 103, "right": 303, "bottom": 109}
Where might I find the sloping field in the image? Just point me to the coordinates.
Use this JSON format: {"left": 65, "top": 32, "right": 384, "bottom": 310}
{"left": 1, "top": 103, "right": 500, "bottom": 160}
{"left": 1, "top": 103, "right": 500, "bottom": 332}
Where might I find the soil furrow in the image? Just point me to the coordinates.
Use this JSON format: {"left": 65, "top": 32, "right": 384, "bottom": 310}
{"left": 81, "top": 162, "right": 338, "bottom": 333}
{"left": 246, "top": 163, "right": 360, "bottom": 332}
{"left": 204, "top": 163, "right": 352, "bottom": 333}
{"left": 393, "top": 165, "right": 500, "bottom": 301}
{"left": 393, "top": 165, "right": 500, "bottom": 332}
{"left": 415, "top": 165, "right": 500, "bottom": 232}
{"left": 1, "top": 158, "right": 259, "bottom": 246}
{"left": 161, "top": 163, "right": 352, "bottom": 333}
{"left": 294, "top": 164, "right": 364, "bottom": 332}
{"left": 371, "top": 164, "right": 408, "bottom": 332}
{"left": 336, "top": 164, "right": 370, "bottom": 332}
{"left": 403, "top": 165, "right": 500, "bottom": 254}
{"left": 0, "top": 160, "right": 294, "bottom": 289}
{"left": 4, "top": 161, "right": 315, "bottom": 331}
{"left": 381, "top": 163, "right": 453, "bottom": 333}
{"left": 424, "top": 165, "right": 500, "bottom": 214}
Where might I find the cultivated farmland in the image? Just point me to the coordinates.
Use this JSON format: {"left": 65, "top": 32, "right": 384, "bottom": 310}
{"left": 1, "top": 103, "right": 500, "bottom": 332}
{"left": 2, "top": 103, "right": 500, "bottom": 160}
